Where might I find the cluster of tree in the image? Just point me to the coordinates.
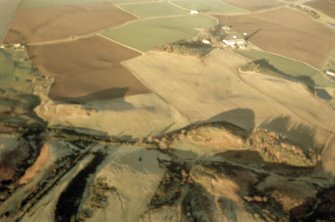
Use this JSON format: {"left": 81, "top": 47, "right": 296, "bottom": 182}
{"left": 157, "top": 40, "right": 212, "bottom": 57}
{"left": 291, "top": 4, "right": 320, "bottom": 19}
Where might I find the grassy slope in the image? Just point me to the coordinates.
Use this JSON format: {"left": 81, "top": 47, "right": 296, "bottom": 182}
{"left": 0, "top": 49, "right": 34, "bottom": 92}
{"left": 238, "top": 49, "right": 334, "bottom": 88}
{"left": 0, "top": 49, "right": 14, "bottom": 81}
{"left": 20, "top": 0, "right": 107, "bottom": 7}
{"left": 109, "top": 0, "right": 156, "bottom": 3}
{"left": 0, "top": 48, "right": 42, "bottom": 124}
{"left": 102, "top": 15, "right": 217, "bottom": 51}
{"left": 171, "top": 0, "right": 248, "bottom": 14}
{"left": 119, "top": 2, "right": 188, "bottom": 18}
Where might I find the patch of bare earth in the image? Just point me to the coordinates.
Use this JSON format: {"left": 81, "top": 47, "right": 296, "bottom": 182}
{"left": 223, "top": 0, "right": 283, "bottom": 11}
{"left": 29, "top": 36, "right": 150, "bottom": 103}
{"left": 216, "top": 7, "right": 335, "bottom": 68}
{"left": 18, "top": 144, "right": 50, "bottom": 185}
{"left": 305, "top": 0, "right": 335, "bottom": 19}
{"left": 4, "top": 2, "right": 136, "bottom": 43}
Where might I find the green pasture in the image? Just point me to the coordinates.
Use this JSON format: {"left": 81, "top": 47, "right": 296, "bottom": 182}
{"left": 0, "top": 49, "right": 14, "bottom": 82}
{"left": 238, "top": 49, "right": 334, "bottom": 88}
{"left": 119, "top": 1, "right": 188, "bottom": 18}
{"left": 20, "top": 0, "right": 107, "bottom": 8}
{"left": 0, "top": 48, "right": 34, "bottom": 93}
{"left": 103, "top": 15, "right": 217, "bottom": 51}
{"left": 171, "top": 0, "right": 248, "bottom": 14}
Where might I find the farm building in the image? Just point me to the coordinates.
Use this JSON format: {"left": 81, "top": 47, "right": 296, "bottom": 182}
{"left": 202, "top": 39, "right": 211, "bottom": 44}
{"left": 222, "top": 37, "right": 247, "bottom": 49}
{"left": 222, "top": 25, "right": 231, "bottom": 31}
{"left": 326, "top": 70, "right": 335, "bottom": 77}
{"left": 190, "top": 10, "right": 199, "bottom": 15}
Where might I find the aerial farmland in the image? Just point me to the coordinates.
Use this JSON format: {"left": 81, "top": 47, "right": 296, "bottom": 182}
{"left": 305, "top": 0, "right": 335, "bottom": 19}
{"left": 216, "top": 7, "right": 335, "bottom": 69}
{"left": 0, "top": 0, "right": 22, "bottom": 42}
{"left": 1, "top": 0, "right": 335, "bottom": 221}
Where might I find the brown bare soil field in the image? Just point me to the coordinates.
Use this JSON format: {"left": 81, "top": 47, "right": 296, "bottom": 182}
{"left": 217, "top": 8, "right": 335, "bottom": 68}
{"left": 29, "top": 36, "right": 150, "bottom": 103}
{"left": 305, "top": 0, "right": 335, "bottom": 18}
{"left": 223, "top": 0, "right": 283, "bottom": 11}
{"left": 4, "top": 2, "right": 136, "bottom": 43}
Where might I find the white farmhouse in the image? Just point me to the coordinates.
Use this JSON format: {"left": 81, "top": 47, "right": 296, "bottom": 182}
{"left": 13, "top": 43, "right": 21, "bottom": 48}
{"left": 190, "top": 9, "right": 199, "bottom": 15}
{"left": 202, "top": 39, "right": 211, "bottom": 45}
{"left": 222, "top": 25, "right": 231, "bottom": 31}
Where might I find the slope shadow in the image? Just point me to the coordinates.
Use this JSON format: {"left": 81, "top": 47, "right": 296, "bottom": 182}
{"left": 152, "top": 148, "right": 317, "bottom": 222}
{"left": 55, "top": 87, "right": 135, "bottom": 111}
{"left": 246, "top": 59, "right": 316, "bottom": 89}
{"left": 216, "top": 150, "right": 314, "bottom": 177}
{"left": 206, "top": 108, "right": 255, "bottom": 133}
{"left": 315, "top": 88, "right": 332, "bottom": 100}
{"left": 260, "top": 115, "right": 321, "bottom": 152}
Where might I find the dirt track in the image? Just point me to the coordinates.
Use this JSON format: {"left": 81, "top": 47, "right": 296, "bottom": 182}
{"left": 223, "top": 0, "right": 283, "bottom": 11}
{"left": 4, "top": 2, "right": 136, "bottom": 43}
{"left": 305, "top": 0, "right": 335, "bottom": 19}
{"left": 217, "top": 7, "right": 335, "bottom": 69}
{"left": 29, "top": 36, "right": 150, "bottom": 103}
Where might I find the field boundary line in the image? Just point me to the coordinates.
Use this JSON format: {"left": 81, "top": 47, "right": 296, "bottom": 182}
{"left": 248, "top": 47, "right": 322, "bottom": 72}
{"left": 168, "top": 1, "right": 189, "bottom": 11}
{"left": 26, "top": 33, "right": 97, "bottom": 46}
{"left": 111, "top": 1, "right": 141, "bottom": 20}
{"left": 114, "top": 0, "right": 161, "bottom": 6}
{"left": 168, "top": 0, "right": 251, "bottom": 16}
{"left": 253, "top": 48, "right": 335, "bottom": 83}
{"left": 103, "top": 14, "right": 206, "bottom": 32}
{"left": 97, "top": 33, "right": 144, "bottom": 54}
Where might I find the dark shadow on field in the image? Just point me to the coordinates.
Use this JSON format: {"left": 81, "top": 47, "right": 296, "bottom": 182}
{"left": 206, "top": 108, "right": 255, "bottom": 132}
{"left": 57, "top": 87, "right": 129, "bottom": 103}
{"left": 216, "top": 150, "right": 314, "bottom": 177}
{"left": 151, "top": 147, "right": 317, "bottom": 221}
{"left": 158, "top": 122, "right": 177, "bottom": 136}
{"left": 55, "top": 87, "right": 135, "bottom": 111}
{"left": 260, "top": 116, "right": 320, "bottom": 152}
{"left": 0, "top": 93, "right": 46, "bottom": 125}
{"left": 247, "top": 59, "right": 316, "bottom": 89}
{"left": 315, "top": 88, "right": 332, "bottom": 100}
{"left": 245, "top": 28, "right": 261, "bottom": 41}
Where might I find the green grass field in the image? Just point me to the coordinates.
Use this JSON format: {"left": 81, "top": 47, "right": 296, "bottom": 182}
{"left": 109, "top": 0, "right": 156, "bottom": 3}
{"left": 118, "top": 2, "right": 188, "bottom": 18}
{"left": 20, "top": 0, "right": 107, "bottom": 8}
{"left": 171, "top": 0, "right": 248, "bottom": 14}
{"left": 238, "top": 49, "right": 334, "bottom": 88}
{"left": 102, "top": 15, "right": 217, "bottom": 51}
{"left": 239, "top": 49, "right": 335, "bottom": 109}
{"left": 0, "top": 49, "right": 14, "bottom": 82}
{"left": 0, "top": 48, "right": 44, "bottom": 125}
{"left": 0, "top": 48, "right": 35, "bottom": 94}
